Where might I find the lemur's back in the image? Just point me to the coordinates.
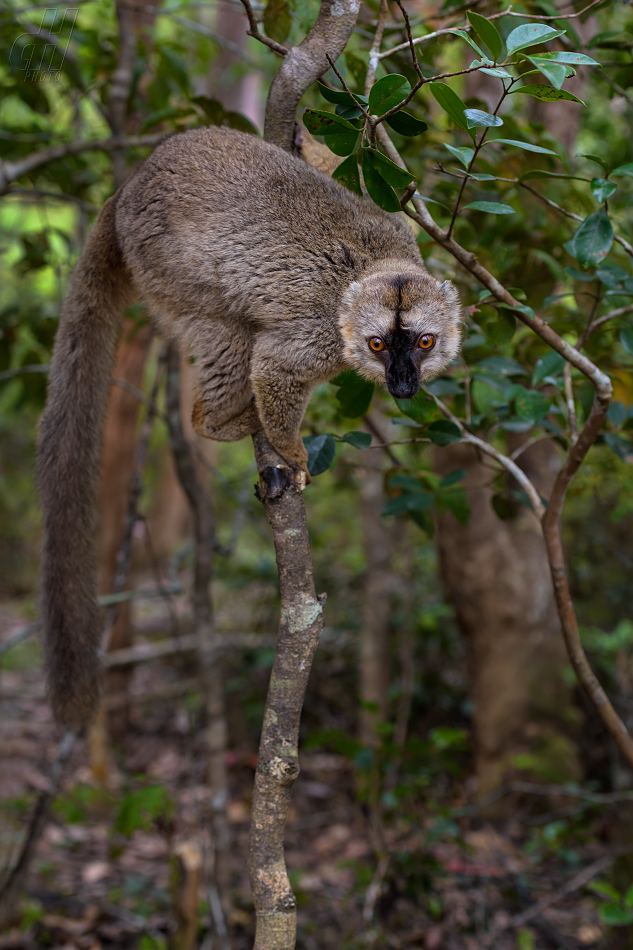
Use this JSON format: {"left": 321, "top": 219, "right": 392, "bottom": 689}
{"left": 116, "top": 127, "right": 422, "bottom": 322}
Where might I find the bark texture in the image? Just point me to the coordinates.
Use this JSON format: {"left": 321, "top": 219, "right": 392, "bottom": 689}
{"left": 247, "top": 434, "right": 325, "bottom": 949}
{"left": 435, "top": 441, "right": 581, "bottom": 801}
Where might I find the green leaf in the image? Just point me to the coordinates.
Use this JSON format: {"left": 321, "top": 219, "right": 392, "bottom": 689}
{"left": 362, "top": 147, "right": 415, "bottom": 188}
{"left": 361, "top": 152, "right": 401, "bottom": 212}
{"left": 441, "top": 468, "right": 467, "bottom": 486}
{"left": 437, "top": 484, "right": 470, "bottom": 525}
{"left": 599, "top": 904, "right": 633, "bottom": 927}
{"left": 324, "top": 130, "right": 362, "bottom": 156}
{"left": 578, "top": 152, "right": 609, "bottom": 172}
{"left": 604, "top": 433, "right": 633, "bottom": 462}
{"left": 611, "top": 162, "right": 633, "bottom": 178}
{"left": 263, "top": 0, "right": 292, "bottom": 43}
{"left": 428, "top": 420, "right": 462, "bottom": 446}
{"left": 385, "top": 111, "right": 428, "bottom": 136}
{"left": 620, "top": 326, "right": 633, "bottom": 356}
{"left": 317, "top": 81, "right": 367, "bottom": 107}
{"left": 591, "top": 177, "right": 617, "bottom": 203}
{"left": 565, "top": 266, "right": 595, "bottom": 282}
{"left": 444, "top": 144, "right": 474, "bottom": 168}
{"left": 478, "top": 64, "right": 513, "bottom": 79}
{"left": 492, "top": 493, "right": 515, "bottom": 519}
{"left": 396, "top": 393, "right": 438, "bottom": 424}
{"left": 368, "top": 74, "right": 411, "bottom": 115}
{"left": 389, "top": 473, "right": 425, "bottom": 491}
{"left": 535, "top": 51, "right": 600, "bottom": 66}
{"left": 447, "top": 29, "right": 489, "bottom": 60}
{"left": 383, "top": 491, "right": 434, "bottom": 516}
{"left": 574, "top": 207, "right": 614, "bottom": 269}
{"left": 486, "top": 138, "right": 560, "bottom": 156}
{"left": 302, "top": 109, "right": 358, "bottom": 136}
{"left": 341, "top": 430, "right": 372, "bottom": 449}
{"left": 116, "top": 786, "right": 173, "bottom": 837}
{"left": 464, "top": 108, "right": 503, "bottom": 129}
{"left": 511, "top": 85, "right": 585, "bottom": 105}
{"left": 303, "top": 433, "right": 337, "bottom": 475}
{"left": 623, "top": 883, "right": 633, "bottom": 908}
{"left": 514, "top": 388, "right": 550, "bottom": 422}
{"left": 429, "top": 82, "right": 469, "bottom": 132}
{"left": 426, "top": 378, "right": 464, "bottom": 396}
{"left": 467, "top": 12, "right": 503, "bottom": 62}
{"left": 476, "top": 356, "right": 527, "bottom": 376}
{"left": 332, "top": 369, "right": 375, "bottom": 416}
{"left": 519, "top": 170, "right": 589, "bottom": 182}
{"left": 333, "top": 154, "right": 362, "bottom": 194}
{"left": 532, "top": 351, "right": 565, "bottom": 384}
{"left": 463, "top": 201, "right": 515, "bottom": 214}
{"left": 524, "top": 55, "right": 567, "bottom": 90}
{"left": 488, "top": 310, "right": 516, "bottom": 345}
{"left": 506, "top": 24, "right": 566, "bottom": 56}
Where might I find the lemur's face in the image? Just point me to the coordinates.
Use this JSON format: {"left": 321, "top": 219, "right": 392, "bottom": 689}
{"left": 339, "top": 271, "right": 462, "bottom": 399}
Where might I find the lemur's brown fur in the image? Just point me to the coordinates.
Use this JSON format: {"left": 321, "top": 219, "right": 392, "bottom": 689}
{"left": 38, "top": 127, "right": 461, "bottom": 727}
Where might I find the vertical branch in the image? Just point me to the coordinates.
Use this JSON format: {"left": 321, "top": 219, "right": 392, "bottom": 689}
{"left": 264, "top": 0, "right": 361, "bottom": 150}
{"left": 248, "top": 433, "right": 325, "bottom": 950}
{"left": 108, "top": 0, "right": 136, "bottom": 188}
{"left": 165, "top": 347, "right": 230, "bottom": 950}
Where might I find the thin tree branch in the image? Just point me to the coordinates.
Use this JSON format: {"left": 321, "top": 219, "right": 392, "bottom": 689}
{"left": 366, "top": 0, "right": 389, "bottom": 93}
{"left": 564, "top": 362, "right": 578, "bottom": 445}
{"left": 238, "top": 0, "right": 289, "bottom": 56}
{"left": 0, "top": 133, "right": 168, "bottom": 195}
{"left": 263, "top": 0, "right": 361, "bottom": 151}
{"left": 521, "top": 183, "right": 633, "bottom": 258}
{"left": 4, "top": 187, "right": 97, "bottom": 213}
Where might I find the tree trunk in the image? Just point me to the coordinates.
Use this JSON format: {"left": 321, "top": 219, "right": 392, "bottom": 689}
{"left": 435, "top": 441, "right": 582, "bottom": 804}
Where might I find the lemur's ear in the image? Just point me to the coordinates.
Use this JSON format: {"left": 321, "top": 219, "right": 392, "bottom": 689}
{"left": 341, "top": 281, "right": 362, "bottom": 310}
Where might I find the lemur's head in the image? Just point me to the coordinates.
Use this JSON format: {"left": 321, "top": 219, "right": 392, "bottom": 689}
{"left": 339, "top": 268, "right": 461, "bottom": 400}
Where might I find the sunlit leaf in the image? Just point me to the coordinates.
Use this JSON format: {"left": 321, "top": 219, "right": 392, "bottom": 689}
{"left": 467, "top": 12, "right": 503, "bottom": 62}
{"left": 525, "top": 55, "right": 567, "bottom": 89}
{"left": 612, "top": 162, "right": 633, "bottom": 178}
{"left": 486, "top": 138, "right": 560, "bottom": 156}
{"left": 444, "top": 143, "right": 474, "bottom": 168}
{"left": 578, "top": 152, "right": 609, "bottom": 172}
{"left": 463, "top": 200, "right": 515, "bottom": 214}
{"left": 573, "top": 207, "right": 614, "bottom": 269}
{"left": 464, "top": 108, "right": 503, "bottom": 128}
{"left": 511, "top": 85, "right": 585, "bottom": 105}
{"left": 368, "top": 74, "right": 411, "bottom": 115}
{"left": 506, "top": 23, "right": 566, "bottom": 56}
{"left": 535, "top": 51, "right": 600, "bottom": 66}
{"left": 591, "top": 177, "right": 617, "bottom": 202}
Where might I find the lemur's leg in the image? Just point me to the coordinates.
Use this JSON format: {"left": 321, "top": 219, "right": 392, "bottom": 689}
{"left": 189, "top": 319, "right": 262, "bottom": 442}
{"left": 250, "top": 323, "right": 345, "bottom": 476}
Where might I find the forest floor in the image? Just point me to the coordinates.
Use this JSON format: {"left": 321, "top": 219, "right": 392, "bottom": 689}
{"left": 0, "top": 597, "right": 626, "bottom": 950}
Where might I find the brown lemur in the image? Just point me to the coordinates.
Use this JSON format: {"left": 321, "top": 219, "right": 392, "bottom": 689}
{"left": 38, "top": 127, "right": 462, "bottom": 727}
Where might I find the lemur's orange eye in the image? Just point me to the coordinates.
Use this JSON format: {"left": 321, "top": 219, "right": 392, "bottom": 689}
{"left": 418, "top": 334, "right": 435, "bottom": 350}
{"left": 369, "top": 337, "right": 385, "bottom": 352}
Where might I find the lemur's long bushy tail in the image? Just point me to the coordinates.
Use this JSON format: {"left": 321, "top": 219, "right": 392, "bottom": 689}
{"left": 38, "top": 194, "right": 133, "bottom": 728}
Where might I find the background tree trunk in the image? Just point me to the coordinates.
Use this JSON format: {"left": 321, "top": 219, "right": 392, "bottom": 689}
{"left": 435, "top": 441, "right": 582, "bottom": 804}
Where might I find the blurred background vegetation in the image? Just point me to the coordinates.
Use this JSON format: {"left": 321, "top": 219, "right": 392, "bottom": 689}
{"left": 1, "top": 0, "right": 633, "bottom": 946}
